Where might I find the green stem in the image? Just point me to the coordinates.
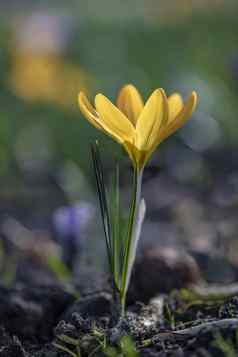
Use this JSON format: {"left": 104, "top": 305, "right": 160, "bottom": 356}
{"left": 121, "top": 294, "right": 126, "bottom": 318}
{"left": 120, "top": 166, "right": 143, "bottom": 317}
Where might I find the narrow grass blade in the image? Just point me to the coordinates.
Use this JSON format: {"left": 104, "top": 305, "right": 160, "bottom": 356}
{"left": 53, "top": 343, "right": 80, "bottom": 357}
{"left": 91, "top": 142, "right": 113, "bottom": 274}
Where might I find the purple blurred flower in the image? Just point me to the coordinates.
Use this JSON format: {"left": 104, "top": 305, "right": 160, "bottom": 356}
{"left": 53, "top": 201, "right": 94, "bottom": 241}
{"left": 52, "top": 201, "right": 95, "bottom": 269}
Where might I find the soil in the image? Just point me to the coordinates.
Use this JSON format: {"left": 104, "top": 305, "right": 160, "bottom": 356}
{"left": 1, "top": 251, "right": 238, "bottom": 357}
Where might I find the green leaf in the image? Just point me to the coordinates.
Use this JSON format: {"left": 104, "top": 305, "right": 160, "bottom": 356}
{"left": 124, "top": 198, "right": 146, "bottom": 293}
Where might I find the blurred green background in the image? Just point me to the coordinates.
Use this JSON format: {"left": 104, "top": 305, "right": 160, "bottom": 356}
{"left": 0, "top": 0, "right": 237, "bottom": 182}
{"left": 0, "top": 0, "right": 238, "bottom": 282}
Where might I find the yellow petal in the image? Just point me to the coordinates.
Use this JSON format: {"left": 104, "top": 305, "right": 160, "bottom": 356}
{"left": 135, "top": 88, "right": 168, "bottom": 151}
{"left": 95, "top": 94, "right": 135, "bottom": 144}
{"left": 117, "top": 84, "right": 144, "bottom": 126}
{"left": 168, "top": 93, "right": 183, "bottom": 123}
{"left": 161, "top": 91, "right": 198, "bottom": 142}
{"left": 78, "top": 92, "right": 102, "bottom": 131}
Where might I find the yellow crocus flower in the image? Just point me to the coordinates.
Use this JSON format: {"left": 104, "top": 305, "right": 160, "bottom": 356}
{"left": 78, "top": 84, "right": 197, "bottom": 169}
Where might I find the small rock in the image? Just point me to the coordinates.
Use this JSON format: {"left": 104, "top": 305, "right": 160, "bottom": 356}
{"left": 129, "top": 246, "right": 201, "bottom": 303}
{"left": 63, "top": 292, "right": 112, "bottom": 321}
{"left": 219, "top": 296, "right": 238, "bottom": 319}
{"left": 0, "top": 284, "right": 75, "bottom": 342}
{"left": 54, "top": 320, "right": 78, "bottom": 339}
